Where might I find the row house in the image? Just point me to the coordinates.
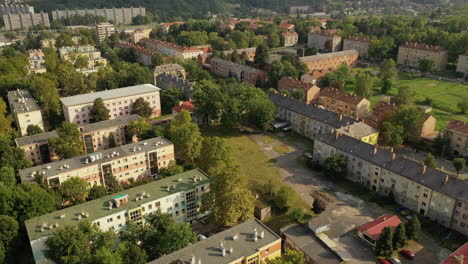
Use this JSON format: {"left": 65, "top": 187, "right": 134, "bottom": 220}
{"left": 2, "top": 12, "right": 49, "bottom": 30}
{"left": 209, "top": 57, "right": 266, "bottom": 85}
{"left": 277, "top": 76, "right": 320, "bottom": 103}
{"left": 313, "top": 132, "right": 468, "bottom": 236}
{"left": 319, "top": 88, "right": 370, "bottom": 119}
{"left": 445, "top": 119, "right": 468, "bottom": 157}
{"left": 343, "top": 37, "right": 371, "bottom": 59}
{"left": 299, "top": 49, "right": 359, "bottom": 73}
{"left": 197, "top": 47, "right": 257, "bottom": 66}
{"left": 141, "top": 38, "right": 204, "bottom": 59}
{"left": 7, "top": 89, "right": 44, "bottom": 136}
{"left": 456, "top": 51, "right": 468, "bottom": 74}
{"left": 397, "top": 42, "right": 448, "bottom": 71}
{"left": 19, "top": 136, "right": 175, "bottom": 187}
{"left": 117, "top": 41, "right": 153, "bottom": 66}
{"left": 26, "top": 169, "right": 209, "bottom": 264}
{"left": 60, "top": 84, "right": 161, "bottom": 125}
{"left": 307, "top": 31, "right": 342, "bottom": 52}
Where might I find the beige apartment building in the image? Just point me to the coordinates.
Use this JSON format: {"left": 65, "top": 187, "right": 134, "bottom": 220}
{"left": 343, "top": 37, "right": 371, "bottom": 59}
{"left": 277, "top": 76, "right": 320, "bottom": 103}
{"left": 307, "top": 31, "right": 343, "bottom": 52}
{"left": 299, "top": 49, "right": 359, "bottom": 72}
{"left": 26, "top": 49, "right": 46, "bottom": 74}
{"left": 282, "top": 31, "right": 299, "bottom": 47}
{"left": 445, "top": 119, "right": 468, "bottom": 157}
{"left": 60, "top": 84, "right": 161, "bottom": 125}
{"left": 456, "top": 51, "right": 468, "bottom": 74}
{"left": 130, "top": 28, "right": 152, "bottom": 43}
{"left": 96, "top": 22, "right": 115, "bottom": 42}
{"left": 319, "top": 88, "right": 370, "bottom": 119}
{"left": 19, "top": 136, "right": 175, "bottom": 187}
{"left": 397, "top": 42, "right": 448, "bottom": 71}
{"left": 153, "top": 63, "right": 186, "bottom": 82}
{"left": 15, "top": 131, "right": 58, "bottom": 165}
{"left": 141, "top": 38, "right": 204, "bottom": 59}
{"left": 210, "top": 57, "right": 266, "bottom": 85}
{"left": 7, "top": 89, "right": 44, "bottom": 136}
{"left": 313, "top": 132, "right": 468, "bottom": 235}
{"left": 51, "top": 7, "right": 146, "bottom": 25}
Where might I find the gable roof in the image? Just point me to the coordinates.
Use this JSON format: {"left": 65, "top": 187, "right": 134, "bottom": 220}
{"left": 446, "top": 119, "right": 468, "bottom": 134}
{"left": 320, "top": 88, "right": 367, "bottom": 105}
{"left": 358, "top": 215, "right": 401, "bottom": 241}
{"left": 278, "top": 76, "right": 315, "bottom": 92}
{"left": 440, "top": 242, "right": 468, "bottom": 264}
{"left": 299, "top": 49, "right": 358, "bottom": 63}
{"left": 172, "top": 101, "right": 195, "bottom": 113}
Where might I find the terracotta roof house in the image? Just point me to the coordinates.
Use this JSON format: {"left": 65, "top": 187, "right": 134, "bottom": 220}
{"left": 369, "top": 101, "right": 396, "bottom": 131}
{"left": 278, "top": 76, "right": 320, "bottom": 103}
{"left": 445, "top": 119, "right": 468, "bottom": 157}
{"left": 172, "top": 101, "right": 195, "bottom": 113}
{"left": 301, "top": 69, "right": 332, "bottom": 85}
{"left": 357, "top": 215, "right": 402, "bottom": 247}
{"left": 319, "top": 88, "right": 370, "bottom": 119}
{"left": 440, "top": 242, "right": 468, "bottom": 264}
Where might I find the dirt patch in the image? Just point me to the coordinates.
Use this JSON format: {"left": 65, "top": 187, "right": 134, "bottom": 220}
{"left": 426, "top": 83, "right": 438, "bottom": 87}
{"left": 273, "top": 145, "right": 291, "bottom": 154}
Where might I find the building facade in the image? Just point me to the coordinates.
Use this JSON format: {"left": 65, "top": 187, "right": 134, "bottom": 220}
{"left": 456, "top": 51, "right": 468, "bottom": 74}
{"left": 60, "top": 84, "right": 161, "bottom": 125}
{"left": 60, "top": 45, "right": 108, "bottom": 71}
{"left": 15, "top": 131, "right": 58, "bottom": 165}
{"left": 319, "top": 88, "right": 370, "bottom": 119}
{"left": 155, "top": 73, "right": 194, "bottom": 100}
{"left": 129, "top": 28, "right": 152, "bottom": 43}
{"left": 0, "top": 4, "right": 33, "bottom": 15}
{"left": 445, "top": 119, "right": 468, "bottom": 157}
{"left": 397, "top": 42, "right": 448, "bottom": 71}
{"left": 307, "top": 31, "right": 342, "bottom": 52}
{"left": 148, "top": 219, "right": 281, "bottom": 264}
{"left": 25, "top": 169, "right": 209, "bottom": 264}
{"left": 96, "top": 22, "right": 115, "bottom": 42}
{"left": 277, "top": 76, "right": 320, "bottom": 103}
{"left": 26, "top": 49, "right": 46, "bottom": 74}
{"left": 141, "top": 38, "right": 204, "bottom": 59}
{"left": 2, "top": 11, "right": 49, "bottom": 30}
{"left": 117, "top": 41, "right": 153, "bottom": 66}
{"left": 209, "top": 57, "right": 265, "bottom": 85}
{"left": 51, "top": 7, "right": 146, "bottom": 24}
{"left": 343, "top": 37, "right": 371, "bottom": 59}
{"left": 299, "top": 49, "right": 359, "bottom": 73}
{"left": 7, "top": 89, "right": 44, "bottom": 136}
{"left": 282, "top": 31, "right": 299, "bottom": 47}
{"left": 198, "top": 47, "right": 257, "bottom": 66}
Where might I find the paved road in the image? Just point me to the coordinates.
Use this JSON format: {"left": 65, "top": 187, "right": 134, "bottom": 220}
{"left": 250, "top": 134, "right": 450, "bottom": 264}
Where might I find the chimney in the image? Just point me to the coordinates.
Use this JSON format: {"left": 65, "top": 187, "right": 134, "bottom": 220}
{"left": 339, "top": 114, "right": 343, "bottom": 121}
{"left": 390, "top": 147, "right": 393, "bottom": 153}
{"left": 373, "top": 147, "right": 378, "bottom": 155}
{"left": 444, "top": 175, "right": 449, "bottom": 184}
{"left": 422, "top": 165, "right": 427, "bottom": 174}
{"left": 392, "top": 153, "right": 396, "bottom": 160}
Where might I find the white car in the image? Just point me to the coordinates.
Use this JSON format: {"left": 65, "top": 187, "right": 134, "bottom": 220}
{"left": 304, "top": 153, "right": 312, "bottom": 159}
{"left": 389, "top": 257, "right": 401, "bottom": 264}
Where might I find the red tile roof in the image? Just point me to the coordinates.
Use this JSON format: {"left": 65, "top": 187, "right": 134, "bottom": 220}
{"left": 358, "top": 215, "right": 402, "bottom": 241}
{"left": 162, "top": 22, "right": 185, "bottom": 27}
{"left": 320, "top": 88, "right": 366, "bottom": 105}
{"left": 440, "top": 242, "right": 468, "bottom": 264}
{"left": 446, "top": 119, "right": 468, "bottom": 134}
{"left": 373, "top": 101, "right": 396, "bottom": 112}
{"left": 172, "top": 101, "right": 195, "bottom": 113}
{"left": 400, "top": 42, "right": 446, "bottom": 52}
{"left": 141, "top": 38, "right": 202, "bottom": 53}
{"left": 282, "top": 31, "right": 298, "bottom": 36}
{"left": 117, "top": 41, "right": 154, "bottom": 56}
{"left": 278, "top": 76, "right": 315, "bottom": 92}
{"left": 346, "top": 36, "right": 372, "bottom": 43}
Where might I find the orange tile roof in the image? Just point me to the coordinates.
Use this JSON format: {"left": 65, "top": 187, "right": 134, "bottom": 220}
{"left": 278, "top": 76, "right": 315, "bottom": 92}
{"left": 320, "top": 88, "right": 366, "bottom": 105}
{"left": 440, "top": 242, "right": 468, "bottom": 264}
{"left": 358, "top": 215, "right": 401, "bottom": 241}
{"left": 172, "top": 101, "right": 195, "bottom": 113}
{"left": 400, "top": 42, "right": 446, "bottom": 52}
{"left": 446, "top": 119, "right": 468, "bottom": 134}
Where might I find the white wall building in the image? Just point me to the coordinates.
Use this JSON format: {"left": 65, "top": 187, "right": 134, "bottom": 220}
{"left": 7, "top": 89, "right": 44, "bottom": 136}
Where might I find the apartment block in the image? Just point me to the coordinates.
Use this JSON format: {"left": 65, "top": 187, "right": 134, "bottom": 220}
{"left": 40, "top": 38, "right": 56, "bottom": 49}
{"left": 15, "top": 131, "right": 58, "bottom": 165}
{"left": 2, "top": 11, "right": 49, "bottom": 30}
{"left": 307, "top": 31, "right": 342, "bottom": 52}
{"left": 60, "top": 84, "right": 161, "bottom": 125}
{"left": 343, "top": 37, "right": 371, "bottom": 59}
{"left": 153, "top": 63, "right": 186, "bottom": 81}
{"left": 141, "top": 38, "right": 204, "bottom": 59}
{"left": 96, "top": 22, "right": 115, "bottom": 42}
{"left": 277, "top": 76, "right": 320, "bottom": 103}
{"left": 148, "top": 218, "right": 281, "bottom": 264}
{"left": 445, "top": 119, "right": 468, "bottom": 157}
{"left": 0, "top": 4, "right": 33, "bottom": 15}
{"left": 209, "top": 57, "right": 266, "bottom": 85}
{"left": 319, "top": 88, "right": 370, "bottom": 119}
{"left": 25, "top": 169, "right": 209, "bottom": 264}
{"left": 26, "top": 49, "right": 46, "bottom": 74}
{"left": 299, "top": 49, "right": 359, "bottom": 72}
{"left": 51, "top": 7, "right": 146, "bottom": 25}
{"left": 313, "top": 132, "right": 468, "bottom": 235}
{"left": 117, "top": 41, "right": 153, "bottom": 66}
{"left": 19, "top": 136, "right": 174, "bottom": 187}
{"left": 337, "top": 122, "right": 379, "bottom": 145}
{"left": 369, "top": 101, "right": 396, "bottom": 131}
{"left": 198, "top": 47, "right": 256, "bottom": 66}
{"left": 456, "top": 51, "right": 468, "bottom": 74}
{"left": 155, "top": 73, "right": 194, "bottom": 100}
{"left": 160, "top": 21, "right": 185, "bottom": 33}
{"left": 397, "top": 42, "right": 448, "bottom": 71}
{"left": 282, "top": 31, "right": 299, "bottom": 47}
{"left": 129, "top": 28, "right": 152, "bottom": 43}
{"left": 7, "top": 89, "right": 44, "bottom": 136}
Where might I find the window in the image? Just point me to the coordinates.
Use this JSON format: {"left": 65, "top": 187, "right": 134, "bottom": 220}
{"left": 107, "top": 217, "right": 113, "bottom": 223}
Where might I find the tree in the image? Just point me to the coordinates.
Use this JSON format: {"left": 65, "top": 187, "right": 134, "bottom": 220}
{"left": 108, "top": 132, "right": 117, "bottom": 148}
{"left": 419, "top": 58, "right": 436, "bottom": 73}
{"left": 158, "top": 160, "right": 184, "bottom": 177}
{"left": 118, "top": 241, "right": 147, "bottom": 264}
{"left": 453, "top": 158, "right": 466, "bottom": 176}
{"left": 26, "top": 125, "right": 44, "bottom": 136}
{"left": 392, "top": 105, "right": 424, "bottom": 141}
{"left": 424, "top": 153, "right": 437, "bottom": 168}
{"left": 326, "top": 63, "right": 351, "bottom": 90}
{"left": 275, "top": 186, "right": 295, "bottom": 210}
{"left": 88, "top": 185, "right": 107, "bottom": 200}
{"left": 458, "top": 98, "right": 468, "bottom": 114}
{"left": 197, "top": 137, "right": 232, "bottom": 172}
{"left": 291, "top": 208, "right": 305, "bottom": 222}
{"left": 151, "top": 52, "right": 164, "bottom": 67}
{"left": 4, "top": 31, "right": 16, "bottom": 40}
{"left": 254, "top": 44, "right": 269, "bottom": 65}
{"left": 58, "top": 177, "right": 89, "bottom": 205}
{"left": 355, "top": 72, "right": 373, "bottom": 99}
{"left": 29, "top": 75, "right": 62, "bottom": 123}
{"left": 90, "top": 98, "right": 110, "bottom": 122}
{"left": 368, "top": 37, "right": 395, "bottom": 60}
{"left": 49, "top": 122, "right": 84, "bottom": 159}
{"left": 127, "top": 117, "right": 152, "bottom": 140}
{"left": 0, "top": 166, "right": 16, "bottom": 186}
{"left": 406, "top": 216, "right": 421, "bottom": 240}
{"left": 0, "top": 215, "right": 18, "bottom": 247}
{"left": 323, "top": 154, "right": 347, "bottom": 180}
{"left": 0, "top": 242, "right": 5, "bottom": 264}
{"left": 169, "top": 110, "right": 202, "bottom": 162}
{"left": 12, "top": 183, "right": 56, "bottom": 222}
{"left": 395, "top": 86, "right": 415, "bottom": 106}
{"left": 231, "top": 50, "right": 241, "bottom": 63}
{"left": 312, "top": 198, "right": 327, "bottom": 214}
{"left": 383, "top": 122, "right": 404, "bottom": 147}
{"left": 0, "top": 98, "right": 12, "bottom": 137}
{"left": 266, "top": 249, "right": 305, "bottom": 264}
{"left": 74, "top": 55, "right": 89, "bottom": 69}
{"left": 393, "top": 223, "right": 407, "bottom": 249}
{"left": 105, "top": 174, "right": 123, "bottom": 194}
{"left": 92, "top": 247, "right": 122, "bottom": 264}
{"left": 131, "top": 97, "right": 153, "bottom": 118}
{"left": 379, "top": 59, "right": 398, "bottom": 81}
{"left": 192, "top": 81, "right": 223, "bottom": 124}
{"left": 381, "top": 79, "right": 392, "bottom": 94}
{"left": 160, "top": 88, "right": 184, "bottom": 115}
{"left": 374, "top": 226, "right": 394, "bottom": 258}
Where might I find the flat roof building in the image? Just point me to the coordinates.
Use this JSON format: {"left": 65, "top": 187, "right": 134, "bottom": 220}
{"left": 7, "top": 89, "right": 44, "bottom": 136}
{"left": 97, "top": 22, "right": 115, "bottom": 42}
{"left": 343, "top": 37, "right": 371, "bottom": 59}
{"left": 456, "top": 50, "right": 468, "bottom": 74}
{"left": 51, "top": 7, "right": 146, "bottom": 25}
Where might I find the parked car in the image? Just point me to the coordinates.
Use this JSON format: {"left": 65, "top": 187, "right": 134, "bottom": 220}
{"left": 380, "top": 259, "right": 391, "bottom": 264}
{"left": 389, "top": 257, "right": 402, "bottom": 264}
{"left": 400, "top": 249, "right": 415, "bottom": 259}
{"left": 304, "top": 152, "right": 312, "bottom": 159}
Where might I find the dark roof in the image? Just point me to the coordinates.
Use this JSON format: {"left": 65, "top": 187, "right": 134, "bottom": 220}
{"left": 269, "top": 92, "right": 357, "bottom": 129}
{"left": 316, "top": 133, "right": 468, "bottom": 202}
{"left": 15, "top": 131, "right": 58, "bottom": 147}
{"left": 79, "top": 115, "right": 140, "bottom": 133}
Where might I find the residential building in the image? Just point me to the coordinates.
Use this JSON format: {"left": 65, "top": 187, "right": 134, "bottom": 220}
{"left": 456, "top": 51, "right": 468, "bottom": 74}
{"left": 369, "top": 101, "right": 396, "bottom": 131}
{"left": 198, "top": 47, "right": 257, "bottom": 66}
{"left": 155, "top": 73, "right": 194, "bottom": 100}
{"left": 160, "top": 21, "right": 185, "bottom": 33}
{"left": 26, "top": 49, "right": 46, "bottom": 74}
{"left": 445, "top": 119, "right": 468, "bottom": 157}
{"left": 60, "top": 84, "right": 161, "bottom": 125}
{"left": 141, "top": 38, "right": 204, "bottom": 59}
{"left": 357, "top": 215, "right": 402, "bottom": 247}
{"left": 282, "top": 31, "right": 299, "bottom": 47}
{"left": 39, "top": 38, "right": 56, "bottom": 49}
{"left": 58, "top": 45, "right": 95, "bottom": 57}
{"left": 148, "top": 218, "right": 281, "bottom": 264}
{"left": 209, "top": 57, "right": 265, "bottom": 85}
{"left": 319, "top": 88, "right": 370, "bottom": 119}
{"left": 2, "top": 11, "right": 49, "bottom": 30}
{"left": 397, "top": 42, "right": 448, "bottom": 71}
{"left": 7, "top": 89, "right": 44, "bottom": 136}
{"left": 313, "top": 132, "right": 468, "bottom": 235}
{"left": 51, "top": 7, "right": 146, "bottom": 25}
{"left": 19, "top": 136, "right": 175, "bottom": 186}
{"left": 117, "top": 41, "right": 153, "bottom": 66}
{"left": 269, "top": 92, "right": 359, "bottom": 140}
{"left": 0, "top": 4, "right": 33, "bottom": 15}
{"left": 281, "top": 224, "right": 343, "bottom": 264}
{"left": 129, "top": 28, "right": 152, "bottom": 43}
{"left": 439, "top": 242, "right": 468, "bottom": 264}
{"left": 289, "top": 6, "right": 313, "bottom": 14}
{"left": 307, "top": 31, "right": 342, "bottom": 52}
{"left": 421, "top": 114, "right": 437, "bottom": 139}
{"left": 343, "top": 37, "right": 371, "bottom": 59}
{"left": 172, "top": 101, "right": 200, "bottom": 124}
{"left": 337, "top": 122, "right": 379, "bottom": 145}
{"left": 300, "top": 69, "right": 331, "bottom": 85}
{"left": 15, "top": 131, "right": 58, "bottom": 165}
{"left": 299, "top": 49, "right": 359, "bottom": 72}
{"left": 96, "top": 22, "right": 115, "bottom": 42}
{"left": 279, "top": 19, "right": 295, "bottom": 32}
{"left": 277, "top": 76, "right": 320, "bottom": 103}
{"left": 153, "top": 63, "right": 186, "bottom": 80}
{"left": 59, "top": 45, "right": 107, "bottom": 73}
{"left": 25, "top": 169, "right": 209, "bottom": 264}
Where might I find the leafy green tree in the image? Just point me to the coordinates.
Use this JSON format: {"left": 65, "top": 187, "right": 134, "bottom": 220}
{"left": 395, "top": 86, "right": 415, "bottom": 106}
{"left": 267, "top": 33, "right": 281, "bottom": 48}
{"left": 323, "top": 154, "right": 347, "bottom": 180}
{"left": 160, "top": 88, "right": 184, "bottom": 115}
{"left": 254, "top": 43, "right": 269, "bottom": 65}
{"left": 88, "top": 185, "right": 107, "bottom": 200}
{"left": 90, "top": 98, "right": 110, "bottom": 122}
{"left": 29, "top": 75, "right": 62, "bottom": 123}
{"left": 49, "top": 122, "right": 84, "bottom": 159}
{"left": 56, "top": 33, "right": 75, "bottom": 48}
{"left": 105, "top": 174, "right": 123, "bottom": 194}
{"left": 117, "top": 241, "right": 147, "bottom": 264}
{"left": 92, "top": 247, "right": 123, "bottom": 264}
{"left": 453, "top": 158, "right": 466, "bottom": 176}
{"left": 127, "top": 117, "right": 152, "bottom": 140}
{"left": 169, "top": 110, "right": 202, "bottom": 162}
{"left": 158, "top": 160, "right": 184, "bottom": 177}
{"left": 58, "top": 177, "right": 89, "bottom": 205}
{"left": 192, "top": 81, "right": 223, "bottom": 124}
{"left": 0, "top": 98, "right": 12, "bottom": 137}
{"left": 374, "top": 226, "right": 394, "bottom": 258}
{"left": 197, "top": 137, "right": 232, "bottom": 172}
{"left": 0, "top": 215, "right": 18, "bottom": 247}
{"left": 419, "top": 58, "right": 436, "bottom": 73}
{"left": 392, "top": 105, "right": 424, "bottom": 140}
{"left": 458, "top": 98, "right": 468, "bottom": 114}
{"left": 326, "top": 63, "right": 351, "bottom": 90}
{"left": 381, "top": 79, "right": 392, "bottom": 94}
{"left": 231, "top": 50, "right": 241, "bottom": 63}
{"left": 424, "top": 153, "right": 437, "bottom": 168}
{"left": 26, "top": 125, "right": 44, "bottom": 136}
{"left": 291, "top": 208, "right": 305, "bottom": 222}
{"left": 275, "top": 186, "right": 295, "bottom": 210}
{"left": 266, "top": 249, "right": 305, "bottom": 264}
{"left": 4, "top": 31, "right": 16, "bottom": 40}
{"left": 406, "top": 216, "right": 421, "bottom": 240}
{"left": 74, "top": 55, "right": 89, "bottom": 69}
{"left": 0, "top": 242, "right": 5, "bottom": 264}
{"left": 108, "top": 132, "right": 117, "bottom": 148}
{"left": 369, "top": 37, "right": 395, "bottom": 60}
{"left": 11, "top": 182, "right": 56, "bottom": 222}
{"left": 383, "top": 122, "right": 404, "bottom": 147}
{"left": 151, "top": 52, "right": 164, "bottom": 67}
{"left": 131, "top": 97, "right": 153, "bottom": 118}
{"left": 355, "top": 72, "right": 373, "bottom": 99}
{"left": 313, "top": 197, "right": 327, "bottom": 214}
{"left": 379, "top": 59, "right": 398, "bottom": 81}
{"left": 0, "top": 166, "right": 16, "bottom": 186}
{"left": 393, "top": 223, "right": 407, "bottom": 249}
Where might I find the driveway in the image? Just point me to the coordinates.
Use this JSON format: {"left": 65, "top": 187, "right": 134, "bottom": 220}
{"left": 250, "top": 134, "right": 450, "bottom": 264}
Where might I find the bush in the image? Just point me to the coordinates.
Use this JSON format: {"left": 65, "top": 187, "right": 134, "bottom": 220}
{"left": 312, "top": 198, "right": 327, "bottom": 214}
{"left": 291, "top": 208, "right": 305, "bottom": 222}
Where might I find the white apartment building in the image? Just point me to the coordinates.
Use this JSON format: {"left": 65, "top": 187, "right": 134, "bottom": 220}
{"left": 7, "top": 89, "right": 44, "bottom": 136}
{"left": 60, "top": 84, "right": 161, "bottom": 125}
{"left": 97, "top": 22, "right": 115, "bottom": 42}
{"left": 19, "top": 137, "right": 175, "bottom": 187}
{"left": 27, "top": 49, "right": 46, "bottom": 74}
{"left": 25, "top": 169, "right": 210, "bottom": 264}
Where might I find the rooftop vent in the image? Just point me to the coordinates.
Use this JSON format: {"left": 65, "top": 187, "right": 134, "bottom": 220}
{"left": 46, "top": 165, "right": 51, "bottom": 170}
{"left": 178, "top": 178, "right": 183, "bottom": 182}
{"left": 232, "top": 234, "right": 238, "bottom": 240}
{"left": 59, "top": 214, "right": 66, "bottom": 219}
{"left": 143, "top": 142, "right": 148, "bottom": 146}
{"left": 229, "top": 247, "right": 233, "bottom": 253}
